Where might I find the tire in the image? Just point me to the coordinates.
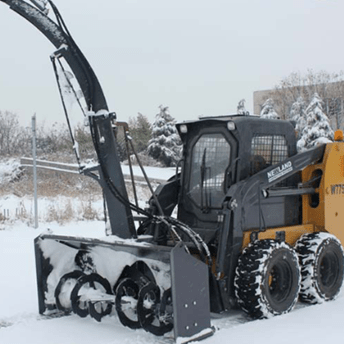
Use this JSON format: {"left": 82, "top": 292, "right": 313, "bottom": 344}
{"left": 295, "top": 232, "right": 344, "bottom": 303}
{"left": 234, "top": 239, "right": 300, "bottom": 319}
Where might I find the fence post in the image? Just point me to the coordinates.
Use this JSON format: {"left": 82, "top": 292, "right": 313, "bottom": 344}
{"left": 32, "top": 114, "right": 38, "bottom": 229}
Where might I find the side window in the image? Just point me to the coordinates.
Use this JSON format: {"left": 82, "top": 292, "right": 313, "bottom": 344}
{"left": 250, "top": 135, "right": 288, "bottom": 175}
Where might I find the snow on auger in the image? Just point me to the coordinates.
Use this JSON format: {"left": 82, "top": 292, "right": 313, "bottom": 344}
{"left": 2, "top": 1, "right": 344, "bottom": 343}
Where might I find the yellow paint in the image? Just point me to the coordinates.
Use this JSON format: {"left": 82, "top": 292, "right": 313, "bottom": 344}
{"left": 334, "top": 130, "right": 344, "bottom": 142}
{"left": 242, "top": 224, "right": 315, "bottom": 249}
{"left": 241, "top": 143, "right": 344, "bottom": 249}
{"left": 301, "top": 143, "right": 344, "bottom": 247}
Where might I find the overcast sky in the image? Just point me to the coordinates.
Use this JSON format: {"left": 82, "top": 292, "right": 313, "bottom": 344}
{"left": 0, "top": 0, "right": 343, "bottom": 127}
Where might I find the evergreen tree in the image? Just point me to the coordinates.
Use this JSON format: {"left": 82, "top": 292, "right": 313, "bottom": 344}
{"left": 269, "top": 70, "right": 344, "bottom": 122}
{"left": 297, "top": 93, "right": 334, "bottom": 151}
{"left": 290, "top": 97, "right": 307, "bottom": 139}
{"left": 128, "top": 112, "right": 152, "bottom": 153}
{"left": 147, "top": 105, "right": 182, "bottom": 167}
{"left": 260, "top": 98, "right": 279, "bottom": 119}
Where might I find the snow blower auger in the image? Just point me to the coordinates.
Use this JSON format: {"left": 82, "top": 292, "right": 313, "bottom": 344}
{"left": 2, "top": 1, "right": 344, "bottom": 343}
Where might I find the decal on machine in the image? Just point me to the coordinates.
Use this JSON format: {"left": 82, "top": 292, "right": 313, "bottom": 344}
{"left": 331, "top": 184, "right": 344, "bottom": 195}
{"left": 267, "top": 161, "right": 293, "bottom": 183}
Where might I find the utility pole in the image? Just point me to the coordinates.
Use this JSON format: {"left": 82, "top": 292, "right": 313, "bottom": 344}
{"left": 32, "top": 114, "right": 38, "bottom": 228}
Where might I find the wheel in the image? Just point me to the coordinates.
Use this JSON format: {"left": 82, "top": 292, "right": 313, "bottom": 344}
{"left": 234, "top": 239, "right": 300, "bottom": 319}
{"left": 55, "top": 270, "right": 85, "bottom": 314}
{"left": 115, "top": 278, "right": 141, "bottom": 329}
{"left": 137, "top": 284, "right": 173, "bottom": 336}
{"left": 87, "top": 274, "right": 113, "bottom": 322}
{"left": 137, "top": 283, "right": 173, "bottom": 336}
{"left": 295, "top": 232, "right": 344, "bottom": 303}
{"left": 70, "top": 273, "right": 112, "bottom": 319}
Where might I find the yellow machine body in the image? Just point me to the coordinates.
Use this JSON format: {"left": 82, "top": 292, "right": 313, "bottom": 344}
{"left": 302, "top": 142, "right": 344, "bottom": 246}
{"left": 242, "top": 141, "right": 344, "bottom": 249}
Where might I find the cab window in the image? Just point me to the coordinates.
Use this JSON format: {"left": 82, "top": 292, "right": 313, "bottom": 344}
{"left": 188, "top": 133, "right": 231, "bottom": 210}
{"left": 250, "top": 134, "right": 288, "bottom": 175}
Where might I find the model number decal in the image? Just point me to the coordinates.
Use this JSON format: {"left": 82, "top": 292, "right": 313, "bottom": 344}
{"left": 331, "top": 184, "right": 344, "bottom": 195}
{"left": 267, "top": 161, "right": 293, "bottom": 183}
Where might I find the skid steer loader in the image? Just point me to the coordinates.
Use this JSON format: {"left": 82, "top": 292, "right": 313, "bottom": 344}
{"left": 1, "top": 1, "right": 344, "bottom": 343}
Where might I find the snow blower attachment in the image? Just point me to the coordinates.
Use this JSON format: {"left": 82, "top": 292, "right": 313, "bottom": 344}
{"left": 2, "top": 0, "right": 344, "bottom": 343}
{"left": 34, "top": 234, "right": 214, "bottom": 341}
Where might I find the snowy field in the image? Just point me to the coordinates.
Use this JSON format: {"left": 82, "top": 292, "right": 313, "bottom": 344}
{"left": 0, "top": 221, "right": 343, "bottom": 344}
{"left": 0, "top": 160, "right": 343, "bottom": 343}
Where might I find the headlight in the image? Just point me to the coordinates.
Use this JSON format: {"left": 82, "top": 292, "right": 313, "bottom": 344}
{"left": 180, "top": 124, "right": 188, "bottom": 133}
{"left": 227, "top": 121, "right": 236, "bottom": 130}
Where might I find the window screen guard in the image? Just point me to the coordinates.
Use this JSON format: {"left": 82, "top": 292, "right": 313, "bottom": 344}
{"left": 251, "top": 135, "right": 288, "bottom": 165}
{"left": 251, "top": 134, "right": 289, "bottom": 184}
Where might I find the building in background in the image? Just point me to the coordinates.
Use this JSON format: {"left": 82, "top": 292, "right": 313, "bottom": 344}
{"left": 253, "top": 82, "right": 344, "bottom": 130}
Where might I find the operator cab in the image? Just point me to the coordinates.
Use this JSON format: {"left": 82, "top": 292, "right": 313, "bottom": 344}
{"left": 176, "top": 115, "right": 299, "bottom": 244}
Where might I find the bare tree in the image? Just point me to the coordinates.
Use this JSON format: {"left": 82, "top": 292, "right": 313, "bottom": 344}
{"left": 128, "top": 112, "right": 152, "bottom": 153}
{"left": 36, "top": 122, "right": 71, "bottom": 155}
{"left": 0, "top": 111, "right": 92, "bottom": 159}
{"left": 267, "top": 70, "right": 344, "bottom": 126}
{"left": 0, "top": 111, "right": 24, "bottom": 155}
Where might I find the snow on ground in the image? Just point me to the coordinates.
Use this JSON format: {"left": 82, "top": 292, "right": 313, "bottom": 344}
{"left": 0, "top": 161, "right": 344, "bottom": 343}
{"left": 0, "top": 221, "right": 343, "bottom": 344}
{"left": 0, "top": 158, "right": 21, "bottom": 184}
{"left": 121, "top": 164, "right": 175, "bottom": 181}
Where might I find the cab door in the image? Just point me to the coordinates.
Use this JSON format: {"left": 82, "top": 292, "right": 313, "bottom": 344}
{"left": 178, "top": 127, "right": 236, "bottom": 240}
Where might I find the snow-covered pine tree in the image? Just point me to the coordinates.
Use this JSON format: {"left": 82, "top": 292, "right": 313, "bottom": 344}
{"left": 147, "top": 105, "right": 182, "bottom": 167}
{"left": 260, "top": 98, "right": 279, "bottom": 119}
{"left": 297, "top": 93, "right": 334, "bottom": 152}
{"left": 290, "top": 97, "right": 307, "bottom": 139}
